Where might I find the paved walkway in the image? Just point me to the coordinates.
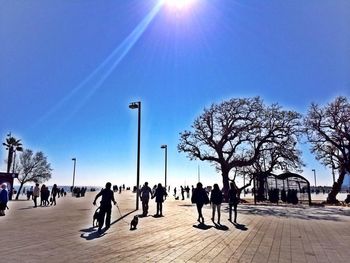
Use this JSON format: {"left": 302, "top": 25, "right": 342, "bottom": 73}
{"left": 1, "top": 191, "right": 350, "bottom": 262}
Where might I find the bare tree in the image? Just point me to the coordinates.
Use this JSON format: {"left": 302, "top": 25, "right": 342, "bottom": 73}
{"left": 178, "top": 97, "right": 302, "bottom": 196}
{"left": 304, "top": 96, "right": 350, "bottom": 203}
{"left": 14, "top": 149, "right": 52, "bottom": 200}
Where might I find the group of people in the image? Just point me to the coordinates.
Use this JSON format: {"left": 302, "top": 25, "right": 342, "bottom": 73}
{"left": 92, "top": 181, "right": 168, "bottom": 234}
{"left": 92, "top": 180, "right": 240, "bottom": 235}
{"left": 191, "top": 182, "right": 240, "bottom": 225}
{"left": 33, "top": 183, "right": 62, "bottom": 207}
{"left": 139, "top": 182, "right": 167, "bottom": 217}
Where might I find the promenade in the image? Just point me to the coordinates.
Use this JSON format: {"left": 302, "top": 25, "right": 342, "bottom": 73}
{"left": 1, "top": 191, "right": 350, "bottom": 263}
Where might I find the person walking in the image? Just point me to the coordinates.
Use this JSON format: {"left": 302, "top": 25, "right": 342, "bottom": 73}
{"left": 152, "top": 183, "right": 167, "bottom": 217}
{"left": 191, "top": 182, "right": 209, "bottom": 224}
{"left": 210, "top": 184, "right": 223, "bottom": 224}
{"left": 180, "top": 186, "right": 185, "bottom": 200}
{"left": 33, "top": 183, "right": 40, "bottom": 208}
{"left": 50, "top": 184, "right": 59, "bottom": 206}
{"left": 140, "top": 182, "right": 152, "bottom": 216}
{"left": 228, "top": 182, "right": 240, "bottom": 223}
{"left": 93, "top": 182, "right": 116, "bottom": 233}
{"left": 0, "top": 183, "right": 9, "bottom": 216}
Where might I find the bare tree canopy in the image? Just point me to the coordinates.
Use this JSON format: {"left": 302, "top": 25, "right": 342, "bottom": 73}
{"left": 178, "top": 97, "right": 302, "bottom": 195}
{"left": 304, "top": 96, "right": 350, "bottom": 203}
{"left": 15, "top": 149, "right": 52, "bottom": 200}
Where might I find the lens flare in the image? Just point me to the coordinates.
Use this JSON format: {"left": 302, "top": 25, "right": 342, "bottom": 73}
{"left": 165, "top": 0, "right": 196, "bottom": 10}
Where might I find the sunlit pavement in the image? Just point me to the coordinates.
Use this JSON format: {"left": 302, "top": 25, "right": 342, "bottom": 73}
{"left": 1, "top": 191, "right": 350, "bottom": 262}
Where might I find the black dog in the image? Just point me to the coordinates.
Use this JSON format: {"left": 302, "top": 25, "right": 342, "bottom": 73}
{"left": 93, "top": 207, "right": 100, "bottom": 227}
{"left": 130, "top": 215, "right": 138, "bottom": 230}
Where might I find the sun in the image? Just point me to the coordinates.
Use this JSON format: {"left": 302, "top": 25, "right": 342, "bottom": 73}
{"left": 164, "top": 0, "right": 197, "bottom": 10}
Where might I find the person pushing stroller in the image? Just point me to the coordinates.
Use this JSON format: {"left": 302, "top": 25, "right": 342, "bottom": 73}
{"left": 93, "top": 182, "right": 116, "bottom": 233}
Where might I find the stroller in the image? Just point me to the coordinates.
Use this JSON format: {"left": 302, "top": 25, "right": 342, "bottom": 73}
{"left": 92, "top": 206, "right": 101, "bottom": 227}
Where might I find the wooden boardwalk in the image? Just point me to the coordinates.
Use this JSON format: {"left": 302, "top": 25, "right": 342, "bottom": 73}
{"left": 1, "top": 191, "right": 350, "bottom": 262}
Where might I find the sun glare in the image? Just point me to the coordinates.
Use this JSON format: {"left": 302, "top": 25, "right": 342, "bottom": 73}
{"left": 165, "top": 0, "right": 196, "bottom": 10}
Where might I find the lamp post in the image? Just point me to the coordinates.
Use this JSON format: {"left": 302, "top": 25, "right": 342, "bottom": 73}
{"left": 161, "top": 145, "right": 167, "bottom": 189}
{"left": 72, "top": 158, "right": 77, "bottom": 191}
{"left": 129, "top": 101, "right": 141, "bottom": 210}
{"left": 312, "top": 169, "right": 316, "bottom": 190}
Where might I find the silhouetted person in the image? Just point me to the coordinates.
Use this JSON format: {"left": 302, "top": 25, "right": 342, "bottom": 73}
{"left": 228, "top": 182, "right": 239, "bottom": 223}
{"left": 210, "top": 184, "right": 223, "bottom": 224}
{"left": 93, "top": 182, "right": 116, "bottom": 233}
{"left": 152, "top": 183, "right": 167, "bottom": 216}
{"left": 173, "top": 187, "right": 177, "bottom": 197}
{"left": 180, "top": 186, "right": 185, "bottom": 200}
{"left": 50, "top": 184, "right": 59, "bottom": 206}
{"left": 0, "top": 183, "right": 9, "bottom": 216}
{"left": 191, "top": 182, "right": 209, "bottom": 224}
{"left": 185, "top": 186, "right": 190, "bottom": 198}
{"left": 27, "top": 186, "right": 33, "bottom": 200}
{"left": 33, "top": 183, "right": 40, "bottom": 208}
{"left": 40, "top": 184, "right": 50, "bottom": 206}
{"left": 140, "top": 182, "right": 152, "bottom": 216}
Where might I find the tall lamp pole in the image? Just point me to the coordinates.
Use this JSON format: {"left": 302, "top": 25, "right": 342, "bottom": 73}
{"left": 72, "top": 158, "right": 77, "bottom": 190}
{"left": 312, "top": 169, "right": 317, "bottom": 190}
{"left": 129, "top": 101, "right": 141, "bottom": 210}
{"left": 161, "top": 145, "right": 167, "bottom": 189}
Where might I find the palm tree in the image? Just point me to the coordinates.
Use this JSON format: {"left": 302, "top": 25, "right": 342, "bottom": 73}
{"left": 2, "top": 134, "right": 23, "bottom": 173}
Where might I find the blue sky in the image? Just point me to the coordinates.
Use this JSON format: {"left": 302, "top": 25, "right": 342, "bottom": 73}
{"left": 1, "top": 0, "right": 349, "bottom": 188}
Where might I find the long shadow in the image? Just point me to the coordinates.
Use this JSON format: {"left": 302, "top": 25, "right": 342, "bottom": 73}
{"left": 17, "top": 206, "right": 34, "bottom": 210}
{"left": 231, "top": 222, "right": 248, "bottom": 231}
{"left": 178, "top": 204, "right": 195, "bottom": 207}
{"left": 80, "top": 229, "right": 107, "bottom": 240}
{"left": 193, "top": 223, "right": 213, "bottom": 230}
{"left": 80, "top": 210, "right": 136, "bottom": 240}
{"left": 110, "top": 210, "right": 136, "bottom": 226}
{"left": 213, "top": 223, "right": 229, "bottom": 231}
{"left": 237, "top": 204, "right": 350, "bottom": 222}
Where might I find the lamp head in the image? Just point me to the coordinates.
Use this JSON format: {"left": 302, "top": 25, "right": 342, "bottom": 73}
{"left": 161, "top": 145, "right": 167, "bottom": 149}
{"left": 72, "top": 158, "right": 76, "bottom": 161}
{"left": 129, "top": 102, "right": 139, "bottom": 109}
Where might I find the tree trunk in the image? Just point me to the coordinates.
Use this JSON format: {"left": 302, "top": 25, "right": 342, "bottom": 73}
{"left": 222, "top": 171, "right": 230, "bottom": 202}
{"left": 327, "top": 168, "right": 346, "bottom": 204}
{"left": 7, "top": 147, "right": 13, "bottom": 173}
{"left": 15, "top": 182, "right": 24, "bottom": 200}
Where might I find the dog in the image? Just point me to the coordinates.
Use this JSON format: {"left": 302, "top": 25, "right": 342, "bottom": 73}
{"left": 93, "top": 207, "right": 100, "bottom": 227}
{"left": 130, "top": 215, "right": 138, "bottom": 230}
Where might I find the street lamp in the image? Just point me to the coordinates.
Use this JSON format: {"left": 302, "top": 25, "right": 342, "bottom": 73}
{"left": 161, "top": 145, "right": 167, "bottom": 189}
{"left": 312, "top": 169, "right": 317, "bottom": 189}
{"left": 72, "top": 158, "right": 77, "bottom": 190}
{"left": 129, "top": 101, "right": 141, "bottom": 210}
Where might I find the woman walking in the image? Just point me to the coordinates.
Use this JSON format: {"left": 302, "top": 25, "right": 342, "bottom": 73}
{"left": 210, "top": 184, "right": 223, "bottom": 224}
{"left": 191, "top": 182, "right": 209, "bottom": 224}
{"left": 228, "top": 182, "right": 240, "bottom": 223}
{"left": 153, "top": 183, "right": 167, "bottom": 217}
